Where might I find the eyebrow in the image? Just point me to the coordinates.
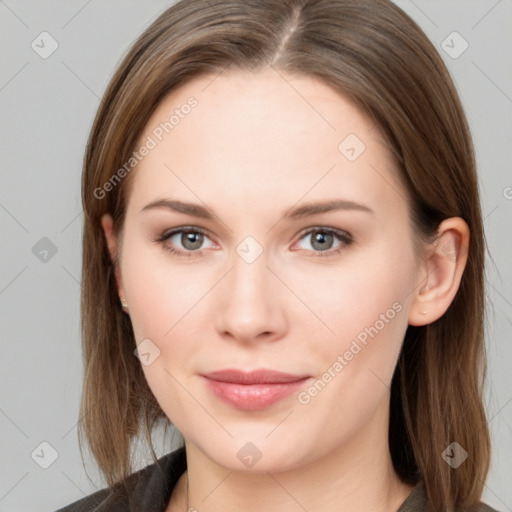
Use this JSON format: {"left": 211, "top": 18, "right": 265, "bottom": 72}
{"left": 140, "top": 198, "right": 374, "bottom": 220}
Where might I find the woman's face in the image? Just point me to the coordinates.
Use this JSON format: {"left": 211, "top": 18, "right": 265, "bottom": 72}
{"left": 106, "top": 68, "right": 423, "bottom": 472}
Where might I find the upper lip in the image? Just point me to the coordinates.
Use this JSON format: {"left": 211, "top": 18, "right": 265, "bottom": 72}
{"left": 201, "top": 369, "right": 310, "bottom": 385}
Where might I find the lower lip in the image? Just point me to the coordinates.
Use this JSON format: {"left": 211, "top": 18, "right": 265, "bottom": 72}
{"left": 203, "top": 377, "right": 309, "bottom": 410}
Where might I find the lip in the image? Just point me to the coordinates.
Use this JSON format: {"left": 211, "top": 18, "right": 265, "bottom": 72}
{"left": 201, "top": 368, "right": 310, "bottom": 384}
{"left": 201, "top": 369, "right": 311, "bottom": 410}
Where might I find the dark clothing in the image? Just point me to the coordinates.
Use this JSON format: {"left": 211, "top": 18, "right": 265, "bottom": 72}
{"left": 55, "top": 446, "right": 500, "bottom": 512}
{"left": 55, "top": 447, "right": 187, "bottom": 512}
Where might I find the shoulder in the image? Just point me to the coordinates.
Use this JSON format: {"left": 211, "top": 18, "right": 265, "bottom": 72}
{"left": 54, "top": 446, "right": 187, "bottom": 512}
{"left": 54, "top": 486, "right": 117, "bottom": 512}
{"left": 54, "top": 483, "right": 126, "bottom": 512}
{"left": 398, "top": 480, "right": 503, "bottom": 512}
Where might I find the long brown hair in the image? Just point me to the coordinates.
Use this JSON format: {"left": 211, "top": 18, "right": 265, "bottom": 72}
{"left": 79, "top": 1, "right": 490, "bottom": 510}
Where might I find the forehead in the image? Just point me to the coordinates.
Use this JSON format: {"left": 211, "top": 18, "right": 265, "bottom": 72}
{"left": 127, "top": 67, "right": 405, "bottom": 217}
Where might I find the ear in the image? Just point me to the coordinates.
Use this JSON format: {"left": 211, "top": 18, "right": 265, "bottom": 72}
{"left": 101, "top": 213, "right": 125, "bottom": 301}
{"left": 408, "top": 217, "right": 469, "bottom": 326}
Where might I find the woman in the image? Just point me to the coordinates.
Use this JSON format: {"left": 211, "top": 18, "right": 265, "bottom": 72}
{"left": 56, "top": 0, "right": 500, "bottom": 511}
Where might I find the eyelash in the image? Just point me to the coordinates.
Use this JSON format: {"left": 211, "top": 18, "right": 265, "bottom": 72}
{"left": 154, "top": 226, "right": 353, "bottom": 259}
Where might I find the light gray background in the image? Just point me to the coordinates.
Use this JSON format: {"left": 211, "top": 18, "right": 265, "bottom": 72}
{"left": 0, "top": 1, "right": 511, "bottom": 511}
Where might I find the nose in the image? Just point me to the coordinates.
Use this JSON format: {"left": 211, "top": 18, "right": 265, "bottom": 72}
{"left": 214, "top": 246, "right": 288, "bottom": 344}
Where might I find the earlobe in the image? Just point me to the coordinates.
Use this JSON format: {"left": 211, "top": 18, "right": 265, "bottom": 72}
{"left": 408, "top": 217, "right": 469, "bottom": 326}
{"left": 100, "top": 214, "right": 125, "bottom": 301}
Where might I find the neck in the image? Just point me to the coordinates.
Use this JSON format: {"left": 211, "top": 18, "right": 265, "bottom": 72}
{"left": 174, "top": 400, "right": 414, "bottom": 512}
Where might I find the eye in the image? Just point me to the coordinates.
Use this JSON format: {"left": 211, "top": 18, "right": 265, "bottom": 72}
{"left": 294, "top": 227, "right": 353, "bottom": 257}
{"left": 155, "top": 226, "right": 353, "bottom": 259}
{"left": 155, "top": 227, "right": 215, "bottom": 257}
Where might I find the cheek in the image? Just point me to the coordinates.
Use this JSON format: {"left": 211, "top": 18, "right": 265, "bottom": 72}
{"left": 294, "top": 238, "right": 416, "bottom": 417}
{"left": 119, "top": 238, "right": 219, "bottom": 404}
{"left": 120, "top": 243, "right": 208, "bottom": 423}
{"left": 300, "top": 247, "right": 414, "bottom": 350}
{"left": 120, "top": 237, "right": 209, "bottom": 340}
{"left": 293, "top": 260, "right": 413, "bottom": 442}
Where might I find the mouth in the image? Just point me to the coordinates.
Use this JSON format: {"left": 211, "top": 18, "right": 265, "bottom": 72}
{"left": 200, "top": 369, "right": 311, "bottom": 410}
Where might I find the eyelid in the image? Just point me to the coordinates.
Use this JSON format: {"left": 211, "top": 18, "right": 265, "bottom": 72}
{"left": 158, "top": 225, "right": 212, "bottom": 241}
{"left": 296, "top": 225, "right": 353, "bottom": 241}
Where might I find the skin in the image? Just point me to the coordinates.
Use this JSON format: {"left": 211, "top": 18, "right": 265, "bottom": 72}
{"left": 102, "top": 67, "right": 469, "bottom": 512}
